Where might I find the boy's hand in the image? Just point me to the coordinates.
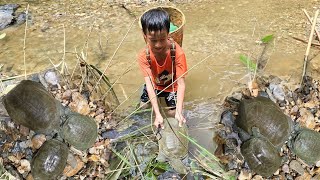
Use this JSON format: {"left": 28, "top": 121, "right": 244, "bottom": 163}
{"left": 154, "top": 115, "right": 164, "bottom": 129}
{"left": 175, "top": 112, "right": 186, "bottom": 127}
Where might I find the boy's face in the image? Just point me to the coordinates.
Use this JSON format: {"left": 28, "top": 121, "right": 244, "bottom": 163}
{"left": 144, "top": 29, "right": 169, "bottom": 54}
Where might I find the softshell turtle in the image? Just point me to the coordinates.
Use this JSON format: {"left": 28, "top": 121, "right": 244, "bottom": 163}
{"left": 60, "top": 112, "right": 98, "bottom": 151}
{"left": 289, "top": 128, "right": 320, "bottom": 164}
{"left": 31, "top": 139, "right": 69, "bottom": 180}
{"left": 241, "top": 128, "right": 281, "bottom": 177}
{"left": 157, "top": 117, "right": 189, "bottom": 174}
{"left": 236, "top": 96, "right": 293, "bottom": 148}
{"left": 2, "top": 80, "right": 61, "bottom": 134}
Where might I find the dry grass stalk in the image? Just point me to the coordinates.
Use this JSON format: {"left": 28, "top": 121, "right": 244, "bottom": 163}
{"left": 301, "top": 9, "right": 319, "bottom": 85}
{"left": 23, "top": 4, "right": 30, "bottom": 80}
{"left": 303, "top": 9, "right": 320, "bottom": 42}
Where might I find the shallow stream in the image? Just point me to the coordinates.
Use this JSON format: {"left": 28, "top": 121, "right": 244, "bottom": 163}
{"left": 1, "top": 0, "right": 319, "bottom": 153}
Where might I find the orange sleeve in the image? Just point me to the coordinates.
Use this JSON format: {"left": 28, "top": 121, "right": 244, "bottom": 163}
{"left": 138, "top": 49, "right": 152, "bottom": 77}
{"left": 175, "top": 43, "right": 188, "bottom": 79}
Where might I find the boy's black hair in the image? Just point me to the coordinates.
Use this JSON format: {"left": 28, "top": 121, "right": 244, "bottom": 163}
{"left": 141, "top": 8, "right": 170, "bottom": 35}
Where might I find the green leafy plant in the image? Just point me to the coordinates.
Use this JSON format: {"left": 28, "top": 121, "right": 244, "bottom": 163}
{"left": 239, "top": 54, "right": 257, "bottom": 72}
{"left": 261, "top": 34, "right": 274, "bottom": 44}
{"left": 144, "top": 159, "right": 170, "bottom": 179}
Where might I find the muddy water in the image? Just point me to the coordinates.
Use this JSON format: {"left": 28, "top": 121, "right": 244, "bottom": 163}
{"left": 0, "top": 0, "right": 318, "bottom": 151}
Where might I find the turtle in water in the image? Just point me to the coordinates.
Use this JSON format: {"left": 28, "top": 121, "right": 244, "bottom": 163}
{"left": 157, "top": 117, "right": 189, "bottom": 174}
{"left": 2, "top": 80, "right": 62, "bottom": 134}
{"left": 236, "top": 96, "right": 293, "bottom": 148}
{"left": 31, "top": 139, "right": 69, "bottom": 180}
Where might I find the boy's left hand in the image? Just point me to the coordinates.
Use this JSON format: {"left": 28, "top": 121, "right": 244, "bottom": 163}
{"left": 175, "top": 112, "right": 186, "bottom": 127}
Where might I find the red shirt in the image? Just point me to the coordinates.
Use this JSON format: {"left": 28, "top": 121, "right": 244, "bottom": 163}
{"left": 138, "top": 41, "right": 187, "bottom": 92}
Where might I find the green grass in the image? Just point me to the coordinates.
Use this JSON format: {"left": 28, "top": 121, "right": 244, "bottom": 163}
{"left": 239, "top": 55, "right": 256, "bottom": 72}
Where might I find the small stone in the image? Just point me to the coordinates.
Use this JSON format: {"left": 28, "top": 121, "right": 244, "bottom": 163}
{"left": 282, "top": 164, "right": 290, "bottom": 173}
{"left": 44, "top": 70, "right": 59, "bottom": 85}
{"left": 19, "top": 125, "right": 30, "bottom": 136}
{"left": 31, "top": 134, "right": 46, "bottom": 149}
{"left": 290, "top": 160, "right": 305, "bottom": 175}
{"left": 304, "top": 101, "right": 317, "bottom": 109}
{"left": 238, "top": 170, "right": 252, "bottom": 180}
{"left": 63, "top": 155, "right": 84, "bottom": 177}
{"left": 251, "top": 175, "right": 263, "bottom": 180}
{"left": 69, "top": 92, "right": 90, "bottom": 115}
{"left": 19, "top": 141, "right": 28, "bottom": 149}
{"left": 17, "top": 159, "right": 31, "bottom": 174}
{"left": 269, "top": 83, "right": 285, "bottom": 101}
{"left": 94, "top": 113, "right": 105, "bottom": 123}
{"left": 316, "top": 160, "right": 320, "bottom": 167}
{"left": 8, "top": 155, "right": 20, "bottom": 164}
{"left": 62, "top": 90, "right": 72, "bottom": 100}
{"left": 273, "top": 169, "right": 280, "bottom": 175}
{"left": 88, "top": 154, "right": 100, "bottom": 162}
{"left": 290, "top": 105, "right": 299, "bottom": 115}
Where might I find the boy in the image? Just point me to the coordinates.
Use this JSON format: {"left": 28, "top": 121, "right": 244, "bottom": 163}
{"left": 138, "top": 8, "right": 187, "bottom": 129}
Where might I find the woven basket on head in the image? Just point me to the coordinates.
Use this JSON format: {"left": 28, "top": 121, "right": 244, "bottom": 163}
{"left": 139, "top": 6, "right": 186, "bottom": 47}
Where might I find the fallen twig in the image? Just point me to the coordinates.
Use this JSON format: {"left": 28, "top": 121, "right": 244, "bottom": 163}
{"left": 23, "top": 4, "right": 30, "bottom": 80}
{"left": 301, "top": 9, "right": 319, "bottom": 85}
{"left": 303, "top": 9, "right": 320, "bottom": 43}
{"left": 291, "top": 36, "right": 320, "bottom": 46}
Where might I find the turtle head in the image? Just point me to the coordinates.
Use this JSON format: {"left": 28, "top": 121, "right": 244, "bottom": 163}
{"left": 251, "top": 127, "right": 262, "bottom": 137}
{"left": 57, "top": 102, "right": 73, "bottom": 124}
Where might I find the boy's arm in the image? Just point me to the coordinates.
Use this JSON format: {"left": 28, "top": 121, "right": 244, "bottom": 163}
{"left": 144, "top": 77, "right": 164, "bottom": 129}
{"left": 175, "top": 77, "right": 186, "bottom": 127}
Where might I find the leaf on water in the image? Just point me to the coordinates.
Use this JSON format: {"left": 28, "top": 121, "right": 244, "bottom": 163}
{"left": 0, "top": 33, "right": 6, "bottom": 40}
{"left": 261, "top": 34, "right": 274, "bottom": 43}
{"left": 239, "top": 55, "right": 256, "bottom": 71}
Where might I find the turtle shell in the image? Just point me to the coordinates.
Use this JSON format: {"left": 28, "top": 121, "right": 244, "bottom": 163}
{"left": 31, "top": 139, "right": 68, "bottom": 180}
{"left": 236, "top": 96, "right": 293, "bottom": 148}
{"left": 60, "top": 112, "right": 97, "bottom": 151}
{"left": 159, "top": 117, "right": 188, "bottom": 159}
{"left": 2, "top": 80, "right": 61, "bottom": 134}
{"left": 291, "top": 128, "right": 320, "bottom": 164}
{"left": 241, "top": 136, "right": 281, "bottom": 177}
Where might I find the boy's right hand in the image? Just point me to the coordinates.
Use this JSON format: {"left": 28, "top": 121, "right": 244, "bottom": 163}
{"left": 154, "top": 115, "right": 164, "bottom": 129}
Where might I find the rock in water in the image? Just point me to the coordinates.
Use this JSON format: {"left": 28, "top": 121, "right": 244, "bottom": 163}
{"left": 0, "top": 4, "right": 19, "bottom": 30}
{"left": 236, "top": 96, "right": 293, "bottom": 148}
{"left": 31, "top": 139, "right": 68, "bottom": 180}
{"left": 2, "top": 80, "right": 61, "bottom": 134}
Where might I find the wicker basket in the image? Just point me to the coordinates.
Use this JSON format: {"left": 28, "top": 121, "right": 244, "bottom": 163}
{"left": 139, "top": 6, "right": 186, "bottom": 47}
